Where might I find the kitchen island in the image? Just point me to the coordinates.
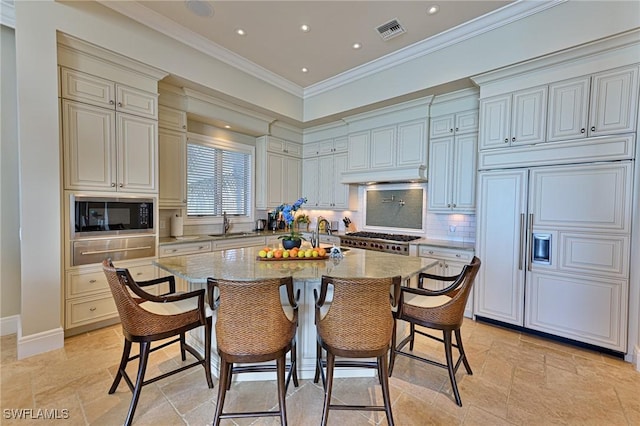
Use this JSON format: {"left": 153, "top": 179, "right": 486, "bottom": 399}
{"left": 154, "top": 246, "right": 438, "bottom": 380}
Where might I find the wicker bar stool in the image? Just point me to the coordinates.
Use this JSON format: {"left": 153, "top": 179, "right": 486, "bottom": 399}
{"left": 314, "top": 275, "right": 402, "bottom": 426}
{"left": 102, "top": 260, "right": 213, "bottom": 426}
{"left": 207, "top": 276, "right": 299, "bottom": 426}
{"left": 389, "top": 256, "right": 481, "bottom": 406}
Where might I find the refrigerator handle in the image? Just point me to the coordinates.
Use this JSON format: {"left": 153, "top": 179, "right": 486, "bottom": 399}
{"left": 528, "top": 214, "right": 534, "bottom": 271}
{"left": 518, "top": 213, "right": 525, "bottom": 270}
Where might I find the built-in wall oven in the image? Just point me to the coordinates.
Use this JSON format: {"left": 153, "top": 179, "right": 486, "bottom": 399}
{"left": 69, "top": 194, "right": 156, "bottom": 266}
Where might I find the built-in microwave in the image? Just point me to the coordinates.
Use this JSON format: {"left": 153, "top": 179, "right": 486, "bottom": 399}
{"left": 71, "top": 195, "right": 155, "bottom": 239}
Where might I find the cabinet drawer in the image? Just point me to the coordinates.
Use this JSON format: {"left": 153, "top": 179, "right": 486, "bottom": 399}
{"left": 67, "top": 270, "right": 109, "bottom": 298}
{"left": 66, "top": 293, "right": 118, "bottom": 329}
{"left": 159, "top": 241, "right": 212, "bottom": 257}
{"left": 213, "top": 236, "right": 266, "bottom": 251}
{"left": 418, "top": 246, "right": 473, "bottom": 262}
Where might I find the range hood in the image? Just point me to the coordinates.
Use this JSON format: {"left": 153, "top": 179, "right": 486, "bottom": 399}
{"left": 340, "top": 165, "right": 427, "bottom": 184}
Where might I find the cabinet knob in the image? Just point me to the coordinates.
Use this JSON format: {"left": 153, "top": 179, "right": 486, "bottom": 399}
{"left": 455, "top": 127, "right": 459, "bottom": 132}
{"left": 581, "top": 128, "right": 586, "bottom": 133}
{"left": 119, "top": 183, "right": 124, "bottom": 188}
{"left": 89, "top": 307, "right": 97, "bottom": 312}
{"left": 111, "top": 183, "right": 116, "bottom": 187}
{"left": 591, "top": 126, "right": 596, "bottom": 132}
{"left": 447, "top": 203, "right": 451, "bottom": 208}
{"left": 117, "top": 102, "right": 123, "bottom": 107}
{"left": 136, "top": 272, "right": 142, "bottom": 276}
{"left": 109, "top": 100, "right": 115, "bottom": 105}
{"left": 452, "top": 203, "right": 456, "bottom": 208}
{"left": 182, "top": 125, "right": 186, "bottom": 129}
{"left": 504, "top": 138, "right": 509, "bottom": 143}
{"left": 89, "top": 279, "right": 96, "bottom": 283}
{"left": 455, "top": 254, "right": 461, "bottom": 258}
{"left": 450, "top": 128, "right": 454, "bottom": 133}
{"left": 428, "top": 250, "right": 434, "bottom": 254}
{"left": 512, "top": 137, "right": 516, "bottom": 142}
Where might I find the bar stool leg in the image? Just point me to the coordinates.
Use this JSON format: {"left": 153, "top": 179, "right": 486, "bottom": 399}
{"left": 320, "top": 352, "right": 335, "bottom": 426}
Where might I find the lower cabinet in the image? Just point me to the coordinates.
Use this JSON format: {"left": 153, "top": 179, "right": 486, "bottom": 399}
{"left": 417, "top": 245, "right": 475, "bottom": 318}
{"left": 64, "top": 260, "right": 163, "bottom": 335}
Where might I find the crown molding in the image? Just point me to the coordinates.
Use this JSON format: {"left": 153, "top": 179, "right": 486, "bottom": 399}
{"left": 97, "top": 1, "right": 304, "bottom": 98}
{"left": 304, "top": 0, "right": 564, "bottom": 98}
{"left": 183, "top": 87, "right": 276, "bottom": 125}
{"left": 1, "top": 0, "right": 15, "bottom": 28}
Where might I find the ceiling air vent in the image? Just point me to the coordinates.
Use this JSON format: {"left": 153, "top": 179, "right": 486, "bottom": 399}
{"left": 376, "top": 19, "right": 406, "bottom": 41}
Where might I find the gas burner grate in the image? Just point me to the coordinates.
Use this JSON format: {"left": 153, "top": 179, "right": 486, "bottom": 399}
{"left": 345, "top": 232, "right": 421, "bottom": 242}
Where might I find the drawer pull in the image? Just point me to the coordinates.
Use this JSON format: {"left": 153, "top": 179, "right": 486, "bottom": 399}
{"left": 89, "top": 279, "right": 97, "bottom": 283}
{"left": 136, "top": 272, "right": 143, "bottom": 276}
{"left": 81, "top": 246, "right": 152, "bottom": 255}
{"left": 89, "top": 307, "right": 97, "bottom": 312}
{"left": 455, "top": 254, "right": 461, "bottom": 258}
{"left": 428, "top": 250, "right": 434, "bottom": 254}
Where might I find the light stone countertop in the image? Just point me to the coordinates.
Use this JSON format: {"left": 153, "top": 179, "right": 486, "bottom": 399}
{"left": 409, "top": 238, "right": 476, "bottom": 251}
{"left": 154, "top": 246, "right": 439, "bottom": 283}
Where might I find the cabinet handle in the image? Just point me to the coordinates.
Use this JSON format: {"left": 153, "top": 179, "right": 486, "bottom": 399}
{"left": 455, "top": 254, "right": 461, "bottom": 258}
{"left": 111, "top": 183, "right": 116, "bottom": 187}
{"left": 447, "top": 203, "right": 451, "bottom": 208}
{"left": 136, "top": 272, "right": 143, "bottom": 276}
{"left": 581, "top": 128, "right": 586, "bottom": 133}
{"left": 182, "top": 125, "right": 186, "bottom": 129}
{"left": 455, "top": 127, "right": 459, "bottom": 132}
{"left": 518, "top": 213, "right": 525, "bottom": 271}
{"left": 170, "top": 249, "right": 178, "bottom": 253}
{"left": 89, "top": 307, "right": 97, "bottom": 312}
{"left": 591, "top": 126, "right": 596, "bottom": 132}
{"left": 428, "top": 250, "right": 434, "bottom": 255}
{"left": 89, "top": 279, "right": 97, "bottom": 283}
{"left": 452, "top": 203, "right": 456, "bottom": 208}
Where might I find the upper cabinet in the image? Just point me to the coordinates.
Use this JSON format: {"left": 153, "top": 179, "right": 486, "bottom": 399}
{"left": 60, "top": 68, "right": 159, "bottom": 193}
{"left": 158, "top": 106, "right": 187, "bottom": 207}
{"left": 479, "top": 86, "right": 547, "bottom": 150}
{"left": 61, "top": 67, "right": 158, "bottom": 119}
{"left": 256, "top": 136, "right": 302, "bottom": 209}
{"left": 430, "top": 109, "right": 478, "bottom": 139}
{"left": 547, "top": 66, "right": 639, "bottom": 142}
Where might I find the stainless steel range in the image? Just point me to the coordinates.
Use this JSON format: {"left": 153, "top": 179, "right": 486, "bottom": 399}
{"left": 340, "top": 232, "right": 421, "bottom": 256}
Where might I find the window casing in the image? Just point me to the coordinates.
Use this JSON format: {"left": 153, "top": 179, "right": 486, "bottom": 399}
{"left": 186, "top": 133, "right": 253, "bottom": 221}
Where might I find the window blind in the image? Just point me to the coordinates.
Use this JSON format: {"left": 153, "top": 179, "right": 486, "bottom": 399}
{"left": 187, "top": 142, "right": 251, "bottom": 217}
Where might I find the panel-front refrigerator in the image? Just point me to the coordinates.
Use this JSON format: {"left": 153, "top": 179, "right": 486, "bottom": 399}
{"left": 475, "top": 161, "right": 633, "bottom": 352}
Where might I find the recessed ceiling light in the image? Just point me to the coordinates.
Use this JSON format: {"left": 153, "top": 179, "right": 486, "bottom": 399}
{"left": 427, "top": 5, "right": 440, "bottom": 15}
{"left": 224, "top": 125, "right": 231, "bottom": 129}
{"left": 301, "top": 67, "right": 308, "bottom": 73}
{"left": 352, "top": 43, "right": 362, "bottom": 49}
{"left": 184, "top": 0, "right": 214, "bottom": 17}
{"left": 300, "top": 24, "right": 310, "bottom": 32}
{"left": 236, "top": 28, "right": 246, "bottom": 36}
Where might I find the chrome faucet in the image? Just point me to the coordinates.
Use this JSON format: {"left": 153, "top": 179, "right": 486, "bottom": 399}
{"left": 311, "top": 216, "right": 332, "bottom": 248}
{"left": 223, "top": 211, "right": 230, "bottom": 234}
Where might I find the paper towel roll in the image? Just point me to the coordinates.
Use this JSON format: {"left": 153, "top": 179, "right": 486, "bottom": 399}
{"left": 170, "top": 216, "right": 183, "bottom": 237}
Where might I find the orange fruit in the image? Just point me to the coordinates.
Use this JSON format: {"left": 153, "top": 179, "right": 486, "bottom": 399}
{"left": 263, "top": 247, "right": 271, "bottom": 252}
{"left": 274, "top": 249, "right": 283, "bottom": 258}
{"left": 318, "top": 248, "right": 326, "bottom": 257}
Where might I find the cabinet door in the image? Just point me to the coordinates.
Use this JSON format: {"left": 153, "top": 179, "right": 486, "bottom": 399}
{"left": 317, "top": 155, "right": 334, "bottom": 207}
{"left": 397, "top": 119, "right": 426, "bottom": 167}
{"left": 547, "top": 76, "right": 589, "bottom": 142}
{"left": 475, "top": 169, "right": 528, "bottom": 326}
{"left": 511, "top": 86, "right": 547, "bottom": 146}
{"left": 318, "top": 138, "right": 335, "bottom": 156}
{"left": 430, "top": 114, "right": 454, "bottom": 138}
{"left": 347, "top": 131, "right": 370, "bottom": 170}
{"left": 116, "top": 85, "right": 157, "bottom": 119}
{"left": 117, "top": 114, "right": 158, "bottom": 193}
{"left": 333, "top": 137, "right": 348, "bottom": 153}
{"left": 371, "top": 126, "right": 396, "bottom": 168}
{"left": 332, "top": 152, "right": 350, "bottom": 209}
{"left": 589, "top": 66, "right": 639, "bottom": 137}
{"left": 479, "top": 95, "right": 510, "bottom": 150}
{"left": 266, "top": 152, "right": 286, "bottom": 207}
{"left": 159, "top": 128, "right": 186, "bottom": 206}
{"left": 427, "top": 137, "right": 453, "bottom": 212}
{"left": 283, "top": 156, "right": 302, "bottom": 203}
{"left": 451, "top": 134, "right": 477, "bottom": 212}
{"left": 158, "top": 105, "right": 187, "bottom": 131}
{"left": 302, "top": 142, "right": 320, "bottom": 158}
{"left": 455, "top": 110, "right": 479, "bottom": 134}
{"left": 63, "top": 100, "right": 116, "bottom": 191}
{"left": 302, "top": 157, "right": 319, "bottom": 207}
{"left": 60, "top": 68, "right": 115, "bottom": 109}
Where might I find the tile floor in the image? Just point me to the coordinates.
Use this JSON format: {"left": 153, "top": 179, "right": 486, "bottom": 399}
{"left": 1, "top": 319, "right": 639, "bottom": 425}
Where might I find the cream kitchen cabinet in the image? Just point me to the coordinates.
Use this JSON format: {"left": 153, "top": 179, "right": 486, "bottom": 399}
{"left": 303, "top": 137, "right": 348, "bottom": 157}
{"left": 302, "top": 137, "right": 355, "bottom": 210}
{"left": 61, "top": 67, "right": 158, "bottom": 119}
{"left": 479, "top": 86, "right": 547, "bottom": 150}
{"left": 429, "top": 109, "right": 478, "bottom": 139}
{"left": 347, "top": 118, "right": 427, "bottom": 171}
{"left": 158, "top": 105, "right": 187, "bottom": 132}
{"left": 417, "top": 245, "right": 475, "bottom": 318}
{"left": 159, "top": 128, "right": 187, "bottom": 207}
{"left": 547, "top": 65, "right": 639, "bottom": 142}
{"left": 62, "top": 100, "right": 158, "bottom": 193}
{"left": 159, "top": 240, "right": 212, "bottom": 257}
{"left": 256, "top": 136, "right": 302, "bottom": 209}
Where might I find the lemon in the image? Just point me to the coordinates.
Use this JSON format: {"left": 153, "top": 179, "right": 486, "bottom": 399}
{"left": 258, "top": 250, "right": 267, "bottom": 258}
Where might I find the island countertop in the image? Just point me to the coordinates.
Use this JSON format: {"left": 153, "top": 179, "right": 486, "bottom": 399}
{"left": 153, "top": 246, "right": 438, "bottom": 283}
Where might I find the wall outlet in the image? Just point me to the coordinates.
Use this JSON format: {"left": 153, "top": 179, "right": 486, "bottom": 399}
{"left": 160, "top": 220, "right": 166, "bottom": 229}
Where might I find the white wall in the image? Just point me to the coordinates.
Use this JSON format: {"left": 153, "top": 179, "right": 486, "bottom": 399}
{"left": 0, "top": 24, "right": 21, "bottom": 332}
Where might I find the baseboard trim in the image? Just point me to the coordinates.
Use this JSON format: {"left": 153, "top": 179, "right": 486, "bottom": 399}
{"left": 17, "top": 324, "right": 64, "bottom": 360}
{"left": 0, "top": 315, "right": 20, "bottom": 336}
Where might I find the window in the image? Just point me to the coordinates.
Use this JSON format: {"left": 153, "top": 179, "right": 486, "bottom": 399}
{"left": 186, "top": 134, "right": 252, "bottom": 218}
